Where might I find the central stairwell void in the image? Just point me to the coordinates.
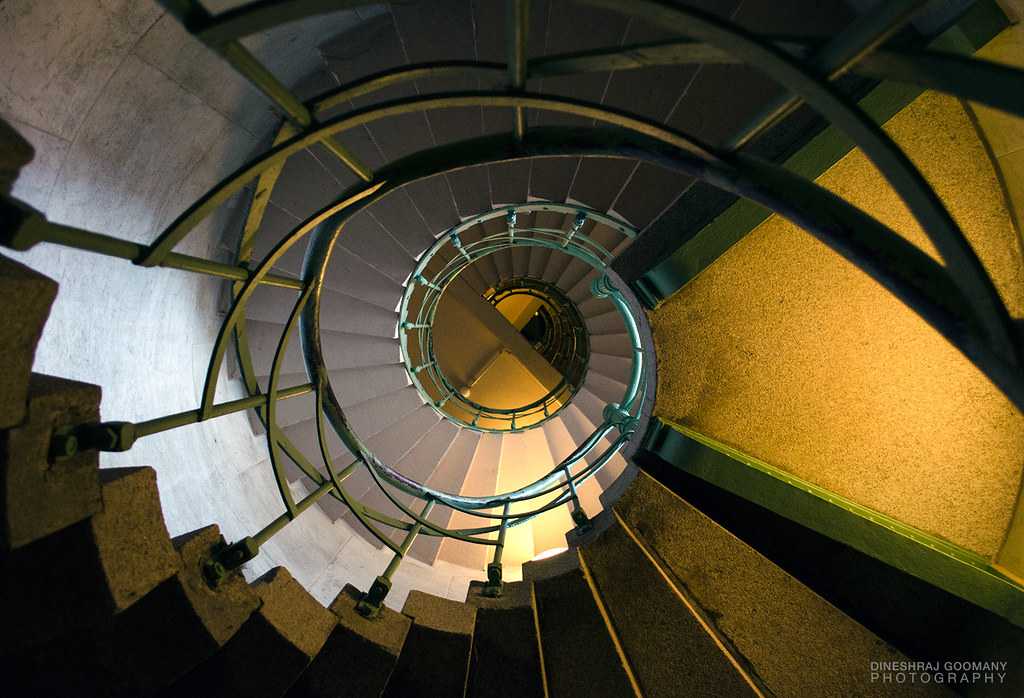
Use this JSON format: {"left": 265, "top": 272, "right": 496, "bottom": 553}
{"left": 2, "top": 0, "right": 1024, "bottom": 696}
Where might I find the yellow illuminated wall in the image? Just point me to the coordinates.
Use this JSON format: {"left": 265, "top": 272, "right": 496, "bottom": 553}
{"left": 652, "top": 87, "right": 1024, "bottom": 560}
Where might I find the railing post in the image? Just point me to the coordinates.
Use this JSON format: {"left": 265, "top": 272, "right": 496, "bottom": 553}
{"left": 357, "top": 499, "right": 435, "bottom": 617}
{"left": 565, "top": 465, "right": 591, "bottom": 532}
{"left": 415, "top": 274, "right": 442, "bottom": 292}
{"left": 507, "top": 0, "right": 530, "bottom": 141}
{"left": 484, "top": 500, "right": 512, "bottom": 597}
{"left": 450, "top": 231, "right": 472, "bottom": 262}
{"left": 561, "top": 210, "right": 587, "bottom": 248}
{"left": 203, "top": 463, "right": 357, "bottom": 587}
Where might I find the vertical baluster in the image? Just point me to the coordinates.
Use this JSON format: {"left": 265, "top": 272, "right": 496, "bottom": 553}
{"left": 565, "top": 464, "right": 591, "bottom": 531}
{"left": 484, "top": 500, "right": 512, "bottom": 597}
{"left": 357, "top": 499, "right": 436, "bottom": 616}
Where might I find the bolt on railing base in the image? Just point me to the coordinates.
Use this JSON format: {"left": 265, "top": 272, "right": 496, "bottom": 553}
{"left": 203, "top": 536, "right": 259, "bottom": 588}
{"left": 571, "top": 508, "right": 593, "bottom": 534}
{"left": 51, "top": 421, "right": 137, "bottom": 460}
{"left": 482, "top": 562, "right": 503, "bottom": 598}
{"left": 356, "top": 576, "right": 393, "bottom": 618}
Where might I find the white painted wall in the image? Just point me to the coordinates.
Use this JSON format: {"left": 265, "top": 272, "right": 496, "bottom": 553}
{"left": 1, "top": 0, "right": 479, "bottom": 609}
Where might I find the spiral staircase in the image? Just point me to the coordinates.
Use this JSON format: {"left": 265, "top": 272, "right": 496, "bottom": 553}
{"left": 3, "top": 0, "right": 1024, "bottom": 696}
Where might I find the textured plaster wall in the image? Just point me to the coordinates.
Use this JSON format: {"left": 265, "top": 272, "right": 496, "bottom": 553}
{"left": 971, "top": 23, "right": 1024, "bottom": 578}
{"left": 1, "top": 0, "right": 478, "bottom": 608}
{"left": 652, "top": 89, "right": 1024, "bottom": 557}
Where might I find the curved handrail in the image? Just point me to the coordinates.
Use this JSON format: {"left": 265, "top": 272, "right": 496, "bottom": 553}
{"left": 398, "top": 204, "right": 612, "bottom": 432}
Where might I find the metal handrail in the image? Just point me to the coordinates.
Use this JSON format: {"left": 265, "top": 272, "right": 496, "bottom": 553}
{"left": 2, "top": 0, "right": 1019, "bottom": 613}
{"left": 398, "top": 205, "right": 608, "bottom": 432}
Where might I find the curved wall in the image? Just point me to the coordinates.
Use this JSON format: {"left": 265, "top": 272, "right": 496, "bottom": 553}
{"left": 1, "top": 0, "right": 482, "bottom": 609}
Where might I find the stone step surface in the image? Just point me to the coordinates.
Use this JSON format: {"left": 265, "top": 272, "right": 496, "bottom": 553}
{"left": 614, "top": 472, "right": 950, "bottom": 698}
{"left": 285, "top": 584, "right": 410, "bottom": 698}
{"left": 163, "top": 566, "right": 337, "bottom": 698}
{"left": 384, "top": 590, "right": 477, "bottom": 698}
{"left": 6, "top": 523, "right": 258, "bottom": 697}
{"left": 0, "top": 466, "right": 178, "bottom": 654}
{"left": 465, "top": 580, "right": 546, "bottom": 698}
{"left": 1, "top": 373, "right": 102, "bottom": 551}
{"left": 0, "top": 255, "right": 57, "bottom": 430}
{"left": 530, "top": 554, "right": 636, "bottom": 698}
{"left": 579, "top": 516, "right": 760, "bottom": 698}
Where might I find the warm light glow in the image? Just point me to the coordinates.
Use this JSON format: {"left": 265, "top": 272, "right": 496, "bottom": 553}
{"left": 530, "top": 546, "right": 568, "bottom": 562}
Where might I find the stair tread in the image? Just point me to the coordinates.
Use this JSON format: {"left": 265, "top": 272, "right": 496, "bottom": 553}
{"left": 532, "top": 563, "right": 636, "bottom": 698}
{"left": 465, "top": 581, "right": 545, "bottom": 698}
{"left": 286, "top": 584, "right": 409, "bottom": 698}
{"left": 384, "top": 591, "right": 476, "bottom": 698}
{"left": 614, "top": 472, "right": 947, "bottom": 697}
{"left": 580, "top": 517, "right": 760, "bottom": 697}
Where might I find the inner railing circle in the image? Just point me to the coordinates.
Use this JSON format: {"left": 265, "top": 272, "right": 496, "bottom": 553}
{"left": 397, "top": 204, "right": 616, "bottom": 433}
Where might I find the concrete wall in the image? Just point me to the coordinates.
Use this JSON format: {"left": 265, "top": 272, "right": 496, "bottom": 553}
{"left": 652, "top": 87, "right": 1024, "bottom": 558}
{"left": 1, "top": 0, "right": 480, "bottom": 608}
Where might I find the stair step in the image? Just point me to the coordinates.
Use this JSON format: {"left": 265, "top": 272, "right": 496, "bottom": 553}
{"left": 522, "top": 548, "right": 581, "bottom": 583}
{"left": 542, "top": 416, "right": 604, "bottom": 518}
{"left": 568, "top": 157, "right": 636, "bottom": 213}
{"left": 356, "top": 419, "right": 459, "bottom": 548}
{"left": 589, "top": 332, "right": 633, "bottom": 358}
{"left": 614, "top": 471, "right": 944, "bottom": 697}
{"left": 585, "top": 308, "right": 626, "bottom": 336}
{"left": 541, "top": 246, "right": 573, "bottom": 287}
{"left": 532, "top": 557, "right": 636, "bottom": 698}
{"left": 248, "top": 320, "right": 399, "bottom": 378}
{"left": 466, "top": 223, "right": 501, "bottom": 288}
{"left": 579, "top": 516, "right": 761, "bottom": 697}
{"left": 410, "top": 428, "right": 480, "bottom": 564}
{"left": 321, "top": 244, "right": 405, "bottom": 312}
{"left": 164, "top": 566, "right": 336, "bottom": 698}
{"left": 0, "top": 466, "right": 178, "bottom": 654}
{"left": 576, "top": 295, "right": 615, "bottom": 319}
{"left": 254, "top": 364, "right": 407, "bottom": 433}
{"left": 1, "top": 373, "right": 102, "bottom": 551}
{"left": 334, "top": 405, "right": 440, "bottom": 536}
{"left": 11, "top": 524, "right": 259, "bottom": 697}
{"left": 560, "top": 400, "right": 628, "bottom": 491}
{"left": 526, "top": 211, "right": 562, "bottom": 280}
{"left": 285, "top": 584, "right": 410, "bottom": 698}
{"left": 384, "top": 590, "right": 477, "bottom": 698}
{"left": 247, "top": 202, "right": 309, "bottom": 278}
{"left": 465, "top": 581, "right": 545, "bottom": 698}
{"left": 268, "top": 148, "right": 344, "bottom": 223}
{"left": 488, "top": 160, "right": 530, "bottom": 208}
{"left": 247, "top": 284, "right": 398, "bottom": 338}
{"left": 480, "top": 218, "right": 512, "bottom": 281}
{"left": 365, "top": 191, "right": 435, "bottom": 259}
{"left": 337, "top": 211, "right": 417, "bottom": 287}
{"left": 0, "top": 255, "right": 57, "bottom": 429}
{"left": 588, "top": 352, "right": 632, "bottom": 386}
{"left": 585, "top": 370, "right": 628, "bottom": 407}
{"left": 436, "top": 432, "right": 502, "bottom": 571}
{"left": 456, "top": 224, "right": 498, "bottom": 292}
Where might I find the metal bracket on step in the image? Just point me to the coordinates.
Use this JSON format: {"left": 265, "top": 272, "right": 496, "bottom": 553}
{"left": 356, "top": 575, "right": 392, "bottom": 618}
{"left": 50, "top": 421, "right": 138, "bottom": 460}
{"left": 483, "top": 562, "right": 503, "bottom": 598}
{"left": 203, "top": 536, "right": 259, "bottom": 588}
{"left": 571, "top": 507, "right": 593, "bottom": 534}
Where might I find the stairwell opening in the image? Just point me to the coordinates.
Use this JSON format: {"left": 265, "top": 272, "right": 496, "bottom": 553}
{"left": 430, "top": 274, "right": 590, "bottom": 432}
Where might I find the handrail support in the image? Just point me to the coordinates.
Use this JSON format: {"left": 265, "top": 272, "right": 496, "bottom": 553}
{"left": 357, "top": 499, "right": 435, "bottom": 617}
